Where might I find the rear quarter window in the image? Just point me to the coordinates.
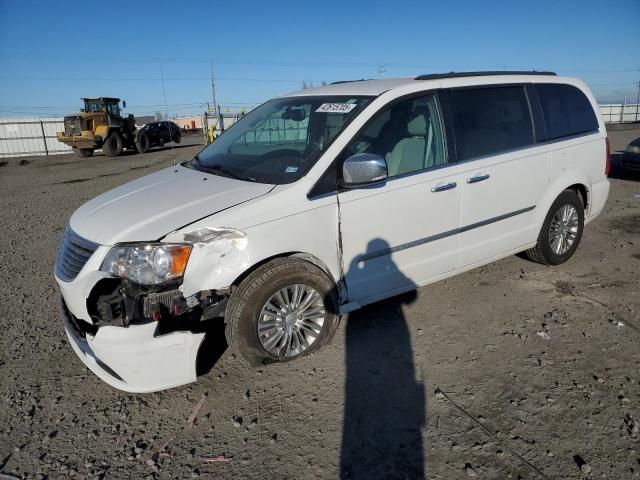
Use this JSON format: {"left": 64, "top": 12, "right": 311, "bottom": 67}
{"left": 536, "top": 84, "right": 599, "bottom": 140}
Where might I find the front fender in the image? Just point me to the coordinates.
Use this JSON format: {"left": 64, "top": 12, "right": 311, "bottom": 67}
{"left": 164, "top": 200, "right": 342, "bottom": 298}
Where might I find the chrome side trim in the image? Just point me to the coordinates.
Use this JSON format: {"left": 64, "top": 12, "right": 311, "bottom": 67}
{"left": 358, "top": 205, "right": 536, "bottom": 263}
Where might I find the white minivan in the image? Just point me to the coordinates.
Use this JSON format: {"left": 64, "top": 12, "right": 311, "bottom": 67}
{"left": 55, "top": 72, "right": 610, "bottom": 392}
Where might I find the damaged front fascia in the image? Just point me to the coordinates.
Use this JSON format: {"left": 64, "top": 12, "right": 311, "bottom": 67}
{"left": 87, "top": 276, "right": 228, "bottom": 333}
{"left": 176, "top": 227, "right": 250, "bottom": 298}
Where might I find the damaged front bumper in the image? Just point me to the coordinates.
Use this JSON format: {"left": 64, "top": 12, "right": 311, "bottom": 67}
{"left": 54, "top": 228, "right": 238, "bottom": 392}
{"left": 60, "top": 297, "right": 205, "bottom": 393}
{"left": 55, "top": 246, "right": 226, "bottom": 392}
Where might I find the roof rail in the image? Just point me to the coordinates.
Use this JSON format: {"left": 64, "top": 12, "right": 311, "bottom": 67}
{"left": 415, "top": 71, "right": 557, "bottom": 80}
{"left": 330, "top": 78, "right": 372, "bottom": 85}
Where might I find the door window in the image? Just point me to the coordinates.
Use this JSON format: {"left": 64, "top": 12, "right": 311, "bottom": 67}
{"left": 449, "top": 86, "right": 533, "bottom": 161}
{"left": 345, "top": 94, "right": 447, "bottom": 178}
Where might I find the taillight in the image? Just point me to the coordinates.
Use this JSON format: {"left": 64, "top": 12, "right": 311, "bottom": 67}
{"left": 605, "top": 137, "right": 611, "bottom": 176}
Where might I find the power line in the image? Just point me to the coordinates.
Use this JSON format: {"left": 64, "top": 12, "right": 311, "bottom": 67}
{"left": 3, "top": 53, "right": 638, "bottom": 72}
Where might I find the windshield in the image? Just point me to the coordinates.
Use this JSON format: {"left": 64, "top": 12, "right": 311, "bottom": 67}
{"left": 85, "top": 100, "right": 105, "bottom": 113}
{"left": 188, "top": 95, "right": 372, "bottom": 184}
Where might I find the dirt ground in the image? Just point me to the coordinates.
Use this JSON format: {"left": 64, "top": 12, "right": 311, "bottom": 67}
{"left": 0, "top": 128, "right": 639, "bottom": 480}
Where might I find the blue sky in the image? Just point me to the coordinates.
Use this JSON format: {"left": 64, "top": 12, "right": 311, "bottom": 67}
{"left": 0, "top": 0, "right": 638, "bottom": 118}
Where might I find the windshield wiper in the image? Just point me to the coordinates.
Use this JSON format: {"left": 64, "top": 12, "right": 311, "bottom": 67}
{"left": 192, "top": 155, "right": 254, "bottom": 182}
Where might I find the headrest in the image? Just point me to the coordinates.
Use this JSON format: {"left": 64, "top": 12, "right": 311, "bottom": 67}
{"left": 407, "top": 110, "right": 428, "bottom": 136}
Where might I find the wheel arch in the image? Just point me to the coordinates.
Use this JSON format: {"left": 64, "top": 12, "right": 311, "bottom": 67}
{"left": 535, "top": 173, "right": 591, "bottom": 227}
{"left": 230, "top": 251, "right": 340, "bottom": 293}
{"left": 567, "top": 183, "right": 589, "bottom": 211}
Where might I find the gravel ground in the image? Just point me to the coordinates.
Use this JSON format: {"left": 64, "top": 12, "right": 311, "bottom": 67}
{"left": 0, "top": 129, "right": 639, "bottom": 480}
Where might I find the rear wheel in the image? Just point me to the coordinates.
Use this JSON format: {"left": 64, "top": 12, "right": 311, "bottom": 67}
{"left": 73, "top": 147, "right": 94, "bottom": 158}
{"left": 174, "top": 133, "right": 181, "bottom": 144}
{"left": 525, "top": 190, "right": 584, "bottom": 265}
{"left": 102, "top": 131, "right": 123, "bottom": 157}
{"left": 225, "top": 258, "right": 340, "bottom": 366}
{"left": 135, "top": 131, "right": 150, "bottom": 154}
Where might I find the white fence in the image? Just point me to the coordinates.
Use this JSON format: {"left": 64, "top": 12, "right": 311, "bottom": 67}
{"left": 1, "top": 104, "right": 639, "bottom": 158}
{"left": 599, "top": 103, "right": 640, "bottom": 124}
{"left": 0, "top": 117, "right": 71, "bottom": 158}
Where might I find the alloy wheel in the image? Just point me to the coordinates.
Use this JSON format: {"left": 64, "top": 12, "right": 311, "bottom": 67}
{"left": 548, "top": 204, "right": 579, "bottom": 255}
{"left": 257, "top": 284, "right": 325, "bottom": 358}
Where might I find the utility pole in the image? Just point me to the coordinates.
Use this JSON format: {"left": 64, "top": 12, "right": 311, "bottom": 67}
{"left": 159, "top": 60, "right": 168, "bottom": 119}
{"left": 217, "top": 104, "right": 225, "bottom": 134}
{"left": 635, "top": 79, "right": 639, "bottom": 123}
{"left": 378, "top": 64, "right": 386, "bottom": 78}
{"left": 210, "top": 58, "right": 218, "bottom": 116}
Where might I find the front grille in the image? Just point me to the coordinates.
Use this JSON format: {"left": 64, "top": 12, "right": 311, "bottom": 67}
{"left": 55, "top": 228, "right": 99, "bottom": 282}
{"left": 64, "top": 116, "right": 82, "bottom": 136}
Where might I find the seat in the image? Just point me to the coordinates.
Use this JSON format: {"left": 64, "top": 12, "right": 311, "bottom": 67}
{"left": 376, "top": 106, "right": 410, "bottom": 158}
{"left": 386, "top": 109, "right": 431, "bottom": 176}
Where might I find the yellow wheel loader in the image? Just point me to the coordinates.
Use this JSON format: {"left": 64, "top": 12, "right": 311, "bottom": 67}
{"left": 56, "top": 97, "right": 150, "bottom": 158}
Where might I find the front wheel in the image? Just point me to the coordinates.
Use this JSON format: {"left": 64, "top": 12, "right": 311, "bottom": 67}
{"left": 225, "top": 258, "right": 340, "bottom": 366}
{"left": 525, "top": 189, "right": 584, "bottom": 265}
{"left": 102, "top": 131, "right": 123, "bottom": 157}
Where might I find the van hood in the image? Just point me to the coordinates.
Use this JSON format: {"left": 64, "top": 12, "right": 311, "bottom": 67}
{"left": 70, "top": 165, "right": 274, "bottom": 245}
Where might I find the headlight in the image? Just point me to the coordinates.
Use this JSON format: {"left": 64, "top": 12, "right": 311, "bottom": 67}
{"left": 101, "top": 244, "right": 192, "bottom": 285}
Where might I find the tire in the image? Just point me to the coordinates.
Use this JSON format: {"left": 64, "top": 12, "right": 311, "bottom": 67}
{"left": 102, "top": 131, "right": 123, "bottom": 157}
{"left": 135, "top": 131, "right": 150, "bottom": 154}
{"left": 73, "top": 147, "right": 94, "bottom": 158}
{"left": 174, "top": 133, "right": 181, "bottom": 144}
{"left": 225, "top": 257, "right": 340, "bottom": 366}
{"left": 525, "top": 189, "right": 584, "bottom": 265}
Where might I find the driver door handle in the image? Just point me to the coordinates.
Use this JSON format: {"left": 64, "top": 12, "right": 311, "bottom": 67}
{"left": 431, "top": 182, "right": 457, "bottom": 192}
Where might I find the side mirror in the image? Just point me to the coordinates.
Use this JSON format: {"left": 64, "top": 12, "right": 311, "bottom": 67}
{"left": 341, "top": 153, "right": 387, "bottom": 188}
{"left": 122, "top": 100, "right": 127, "bottom": 108}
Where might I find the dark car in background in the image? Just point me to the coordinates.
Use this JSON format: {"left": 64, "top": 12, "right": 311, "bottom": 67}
{"left": 142, "top": 121, "right": 181, "bottom": 148}
{"left": 621, "top": 137, "right": 640, "bottom": 173}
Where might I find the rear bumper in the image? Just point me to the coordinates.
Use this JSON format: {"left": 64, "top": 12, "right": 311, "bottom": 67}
{"left": 61, "top": 298, "right": 205, "bottom": 393}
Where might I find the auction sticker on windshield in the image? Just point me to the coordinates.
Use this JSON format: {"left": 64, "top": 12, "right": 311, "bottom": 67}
{"left": 316, "top": 103, "right": 357, "bottom": 113}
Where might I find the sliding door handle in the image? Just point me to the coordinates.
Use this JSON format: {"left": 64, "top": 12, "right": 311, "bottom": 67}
{"left": 467, "top": 174, "right": 490, "bottom": 184}
{"left": 431, "top": 182, "right": 457, "bottom": 192}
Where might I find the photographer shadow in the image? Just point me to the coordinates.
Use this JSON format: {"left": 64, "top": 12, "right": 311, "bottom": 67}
{"left": 340, "top": 239, "right": 426, "bottom": 479}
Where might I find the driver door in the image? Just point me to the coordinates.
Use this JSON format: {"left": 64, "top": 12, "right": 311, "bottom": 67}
{"left": 338, "top": 93, "right": 462, "bottom": 304}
